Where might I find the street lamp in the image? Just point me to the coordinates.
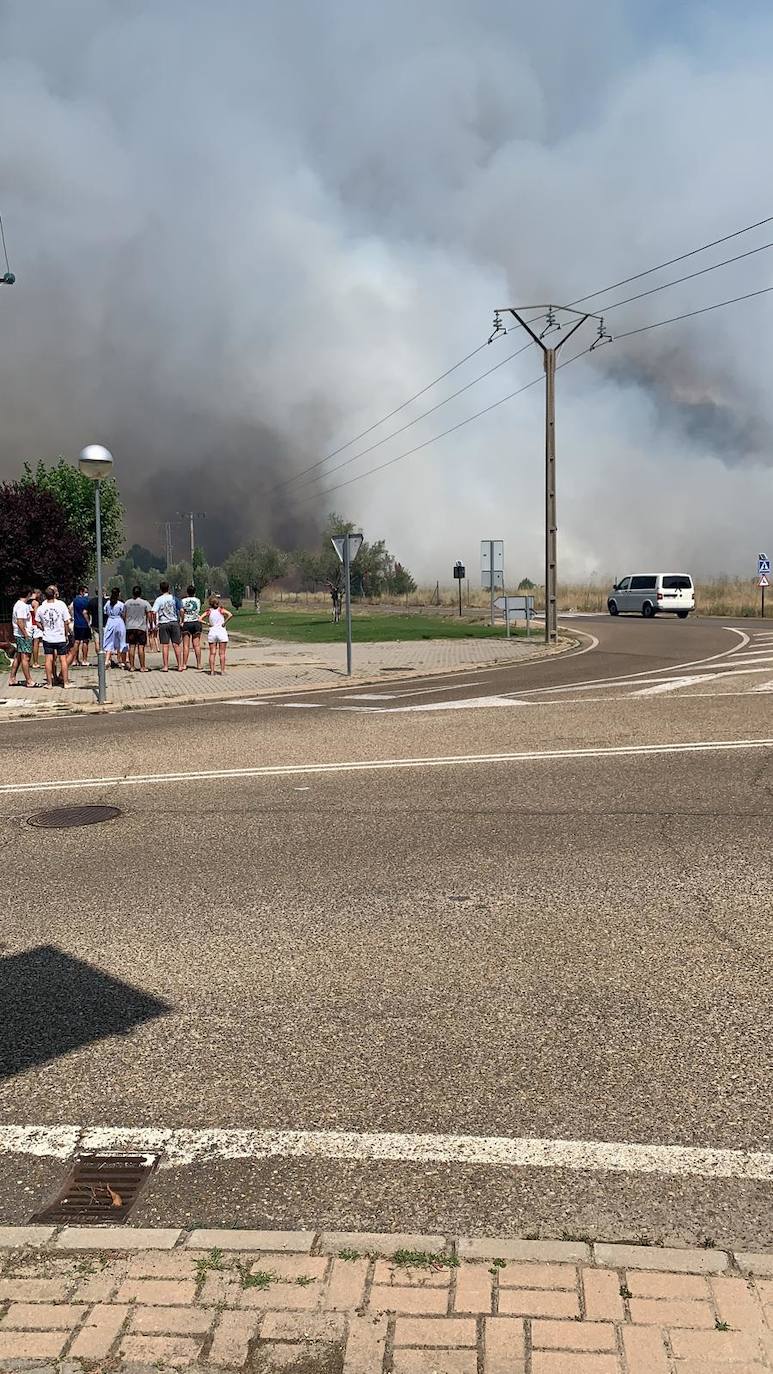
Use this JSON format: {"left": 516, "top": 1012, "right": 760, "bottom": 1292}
{"left": 78, "top": 444, "right": 114, "bottom": 705}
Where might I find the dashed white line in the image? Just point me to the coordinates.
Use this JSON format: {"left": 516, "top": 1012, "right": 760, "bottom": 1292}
{"left": 0, "top": 1125, "right": 769, "bottom": 1181}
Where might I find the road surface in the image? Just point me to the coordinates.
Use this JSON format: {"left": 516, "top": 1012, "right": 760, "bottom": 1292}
{"left": 1, "top": 614, "right": 771, "bottom": 1247}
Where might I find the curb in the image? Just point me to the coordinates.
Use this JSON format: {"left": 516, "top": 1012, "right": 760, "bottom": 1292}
{"left": 0, "top": 1227, "right": 770, "bottom": 1273}
{"left": 0, "top": 635, "right": 580, "bottom": 722}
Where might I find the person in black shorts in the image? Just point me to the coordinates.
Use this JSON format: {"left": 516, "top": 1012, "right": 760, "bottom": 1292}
{"left": 152, "top": 581, "right": 183, "bottom": 671}
{"left": 124, "top": 585, "right": 153, "bottom": 672}
{"left": 180, "top": 583, "right": 203, "bottom": 670}
{"left": 68, "top": 585, "right": 92, "bottom": 667}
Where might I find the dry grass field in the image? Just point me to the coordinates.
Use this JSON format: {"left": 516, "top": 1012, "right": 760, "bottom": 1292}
{"left": 262, "top": 577, "right": 765, "bottom": 619}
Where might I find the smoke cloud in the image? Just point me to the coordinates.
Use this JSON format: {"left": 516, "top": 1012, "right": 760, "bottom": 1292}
{"left": 1, "top": 0, "right": 772, "bottom": 579}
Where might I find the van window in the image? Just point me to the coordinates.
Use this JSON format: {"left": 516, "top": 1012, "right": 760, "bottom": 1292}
{"left": 662, "top": 575, "right": 692, "bottom": 589}
{"left": 617, "top": 577, "right": 631, "bottom": 590}
{"left": 630, "top": 575, "right": 657, "bottom": 590}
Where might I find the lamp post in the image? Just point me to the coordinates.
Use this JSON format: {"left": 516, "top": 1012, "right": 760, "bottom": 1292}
{"left": 78, "top": 445, "right": 114, "bottom": 705}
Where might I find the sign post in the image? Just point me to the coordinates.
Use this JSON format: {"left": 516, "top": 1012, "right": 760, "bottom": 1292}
{"left": 758, "top": 555, "right": 770, "bottom": 618}
{"left": 453, "top": 561, "right": 465, "bottom": 617}
{"left": 481, "top": 540, "right": 504, "bottom": 627}
{"left": 332, "top": 532, "right": 364, "bottom": 674}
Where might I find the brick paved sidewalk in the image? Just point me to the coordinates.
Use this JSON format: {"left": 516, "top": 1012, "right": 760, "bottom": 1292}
{"left": 0, "top": 1227, "right": 770, "bottom": 1372}
{"left": 0, "top": 635, "right": 560, "bottom": 716}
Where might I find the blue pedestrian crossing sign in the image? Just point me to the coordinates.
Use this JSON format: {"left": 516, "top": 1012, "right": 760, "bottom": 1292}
{"left": 758, "top": 554, "right": 770, "bottom": 574}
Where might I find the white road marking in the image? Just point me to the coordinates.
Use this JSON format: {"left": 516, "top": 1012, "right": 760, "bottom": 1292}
{"left": 506, "top": 629, "right": 750, "bottom": 699}
{"left": 282, "top": 703, "right": 321, "bottom": 708}
{"left": 342, "top": 693, "right": 397, "bottom": 701}
{"left": 2, "top": 737, "right": 773, "bottom": 797}
{"left": 342, "top": 681, "right": 487, "bottom": 702}
{"left": 335, "top": 694, "right": 532, "bottom": 714}
{"left": 711, "top": 654, "right": 773, "bottom": 667}
{"left": 0, "top": 1124, "right": 769, "bottom": 1181}
{"left": 629, "top": 675, "right": 719, "bottom": 697}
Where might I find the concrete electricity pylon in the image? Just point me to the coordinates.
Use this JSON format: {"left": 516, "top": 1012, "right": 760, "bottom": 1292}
{"left": 158, "top": 521, "right": 174, "bottom": 569}
{"left": 490, "top": 305, "right": 610, "bottom": 644}
{"left": 1, "top": 216, "right": 15, "bottom": 286}
{"left": 178, "top": 511, "right": 206, "bottom": 564}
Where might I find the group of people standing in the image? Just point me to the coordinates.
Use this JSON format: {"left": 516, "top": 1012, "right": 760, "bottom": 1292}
{"left": 9, "top": 580, "right": 233, "bottom": 689}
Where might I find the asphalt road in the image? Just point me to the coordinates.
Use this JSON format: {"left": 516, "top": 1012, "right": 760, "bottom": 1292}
{"left": 0, "top": 614, "right": 771, "bottom": 1247}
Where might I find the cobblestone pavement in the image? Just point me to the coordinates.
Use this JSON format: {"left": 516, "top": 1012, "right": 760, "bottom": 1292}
{"left": 0, "top": 1227, "right": 770, "bottom": 1371}
{"left": 0, "top": 636, "right": 555, "bottom": 714}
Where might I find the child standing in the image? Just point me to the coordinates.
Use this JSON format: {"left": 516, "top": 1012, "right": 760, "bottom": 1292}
{"left": 203, "top": 596, "right": 233, "bottom": 675}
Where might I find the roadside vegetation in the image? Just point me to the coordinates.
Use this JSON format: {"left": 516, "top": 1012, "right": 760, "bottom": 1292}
{"left": 231, "top": 609, "right": 529, "bottom": 643}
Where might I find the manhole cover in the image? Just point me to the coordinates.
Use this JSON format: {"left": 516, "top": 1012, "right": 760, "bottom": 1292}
{"left": 27, "top": 805, "right": 122, "bottom": 829}
{"left": 31, "top": 1153, "right": 159, "bottom": 1225}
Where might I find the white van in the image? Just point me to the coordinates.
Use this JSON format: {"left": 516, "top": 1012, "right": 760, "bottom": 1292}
{"left": 607, "top": 573, "right": 694, "bottom": 619}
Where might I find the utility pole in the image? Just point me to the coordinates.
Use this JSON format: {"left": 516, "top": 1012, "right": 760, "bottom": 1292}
{"left": 490, "top": 306, "right": 609, "bottom": 644}
{"left": 178, "top": 512, "right": 206, "bottom": 564}
{"left": 158, "top": 521, "right": 173, "bottom": 569}
{"left": 0, "top": 215, "right": 15, "bottom": 286}
{"left": 489, "top": 539, "right": 495, "bottom": 627}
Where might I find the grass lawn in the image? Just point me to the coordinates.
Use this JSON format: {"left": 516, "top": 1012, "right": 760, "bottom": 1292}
{"left": 231, "top": 609, "right": 530, "bottom": 643}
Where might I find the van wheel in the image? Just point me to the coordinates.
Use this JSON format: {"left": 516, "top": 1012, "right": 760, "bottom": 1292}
{"left": 608, "top": 600, "right": 619, "bottom": 616}
{"left": 677, "top": 610, "right": 689, "bottom": 619}
{"left": 642, "top": 602, "right": 655, "bottom": 618}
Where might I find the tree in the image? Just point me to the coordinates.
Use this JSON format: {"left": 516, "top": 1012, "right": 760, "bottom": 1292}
{"left": 518, "top": 577, "right": 536, "bottom": 590}
{"left": 225, "top": 540, "right": 288, "bottom": 608}
{"left": 128, "top": 542, "right": 165, "bottom": 572}
{"left": 165, "top": 560, "right": 193, "bottom": 593}
{"left": 227, "top": 573, "right": 245, "bottom": 609}
{"left": 387, "top": 562, "right": 416, "bottom": 596}
{"left": 0, "top": 482, "right": 89, "bottom": 597}
{"left": 21, "top": 458, "right": 123, "bottom": 573}
{"left": 293, "top": 513, "right": 415, "bottom": 601}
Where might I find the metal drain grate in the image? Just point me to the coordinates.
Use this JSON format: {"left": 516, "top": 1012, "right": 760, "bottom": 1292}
{"left": 30, "top": 1152, "right": 159, "bottom": 1224}
{"left": 27, "top": 805, "right": 122, "bottom": 829}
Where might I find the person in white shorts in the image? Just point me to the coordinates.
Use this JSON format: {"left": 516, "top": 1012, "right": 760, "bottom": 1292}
{"left": 203, "top": 595, "right": 233, "bottom": 675}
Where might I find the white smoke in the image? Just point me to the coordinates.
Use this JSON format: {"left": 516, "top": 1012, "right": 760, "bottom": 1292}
{"left": 1, "top": 0, "right": 771, "bottom": 579}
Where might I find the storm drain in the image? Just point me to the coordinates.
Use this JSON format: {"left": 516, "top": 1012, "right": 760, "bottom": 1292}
{"left": 27, "top": 805, "right": 122, "bottom": 829}
{"left": 30, "top": 1152, "right": 160, "bottom": 1224}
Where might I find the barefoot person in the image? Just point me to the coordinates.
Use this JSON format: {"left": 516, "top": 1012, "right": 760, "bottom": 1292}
{"left": 203, "top": 596, "right": 233, "bottom": 675}
{"left": 180, "top": 584, "right": 203, "bottom": 670}
{"left": 37, "top": 585, "right": 73, "bottom": 689}
{"left": 124, "top": 585, "right": 153, "bottom": 672}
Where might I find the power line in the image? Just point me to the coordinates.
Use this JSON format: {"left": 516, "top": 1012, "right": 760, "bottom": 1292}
{"left": 281, "top": 213, "right": 773, "bottom": 498}
{"left": 287, "top": 339, "right": 535, "bottom": 496}
{"left": 613, "top": 284, "right": 773, "bottom": 339}
{"left": 601, "top": 239, "right": 773, "bottom": 314}
{"left": 569, "top": 213, "right": 773, "bottom": 308}
{"left": 298, "top": 237, "right": 773, "bottom": 500}
{"left": 270, "top": 337, "right": 496, "bottom": 495}
{"left": 299, "top": 283, "right": 773, "bottom": 506}
{"left": 295, "top": 372, "right": 544, "bottom": 508}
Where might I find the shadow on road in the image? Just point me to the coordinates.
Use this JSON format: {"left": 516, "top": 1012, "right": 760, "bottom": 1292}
{"left": 0, "top": 945, "right": 170, "bottom": 1079}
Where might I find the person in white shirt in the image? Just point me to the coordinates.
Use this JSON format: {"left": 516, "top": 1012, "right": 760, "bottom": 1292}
{"left": 37, "top": 585, "right": 73, "bottom": 689}
{"left": 203, "top": 595, "right": 233, "bottom": 675}
{"left": 152, "top": 580, "right": 183, "bottom": 672}
{"left": 8, "top": 587, "right": 34, "bottom": 688}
